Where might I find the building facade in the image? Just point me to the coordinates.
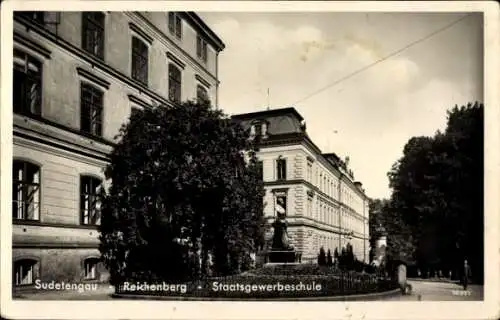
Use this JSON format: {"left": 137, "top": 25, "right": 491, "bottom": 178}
{"left": 232, "top": 108, "right": 370, "bottom": 263}
{"left": 11, "top": 11, "right": 224, "bottom": 288}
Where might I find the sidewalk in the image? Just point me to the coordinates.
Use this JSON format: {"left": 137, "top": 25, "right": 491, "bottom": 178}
{"left": 408, "top": 277, "right": 460, "bottom": 284}
{"left": 385, "top": 280, "right": 483, "bottom": 301}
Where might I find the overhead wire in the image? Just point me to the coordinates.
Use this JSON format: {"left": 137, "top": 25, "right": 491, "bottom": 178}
{"left": 291, "top": 13, "right": 471, "bottom": 106}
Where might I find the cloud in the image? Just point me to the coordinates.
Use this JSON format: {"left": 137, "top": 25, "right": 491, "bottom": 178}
{"left": 210, "top": 15, "right": 480, "bottom": 199}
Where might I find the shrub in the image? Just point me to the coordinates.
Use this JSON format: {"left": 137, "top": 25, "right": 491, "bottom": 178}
{"left": 327, "top": 249, "right": 333, "bottom": 266}
{"left": 318, "top": 247, "right": 327, "bottom": 266}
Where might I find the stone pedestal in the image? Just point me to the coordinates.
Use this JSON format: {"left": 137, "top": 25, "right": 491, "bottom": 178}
{"left": 267, "top": 216, "right": 300, "bottom": 263}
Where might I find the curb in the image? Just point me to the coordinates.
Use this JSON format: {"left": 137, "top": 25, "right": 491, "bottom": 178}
{"left": 111, "top": 288, "right": 402, "bottom": 301}
{"left": 408, "top": 278, "right": 460, "bottom": 284}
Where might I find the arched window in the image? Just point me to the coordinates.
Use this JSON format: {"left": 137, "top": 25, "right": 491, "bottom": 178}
{"left": 83, "top": 257, "right": 100, "bottom": 280}
{"left": 13, "top": 259, "right": 39, "bottom": 286}
{"left": 80, "top": 175, "right": 102, "bottom": 225}
{"left": 13, "top": 160, "right": 41, "bottom": 220}
{"left": 13, "top": 49, "right": 42, "bottom": 116}
{"left": 168, "top": 64, "right": 182, "bottom": 103}
{"left": 196, "top": 85, "right": 209, "bottom": 103}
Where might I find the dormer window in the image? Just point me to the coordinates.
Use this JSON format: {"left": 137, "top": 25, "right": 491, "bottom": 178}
{"left": 249, "top": 120, "right": 268, "bottom": 139}
{"left": 254, "top": 122, "right": 262, "bottom": 137}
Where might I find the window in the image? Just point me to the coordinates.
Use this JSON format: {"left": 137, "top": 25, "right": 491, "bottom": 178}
{"left": 84, "top": 258, "right": 100, "bottom": 280}
{"left": 13, "top": 259, "right": 38, "bottom": 286}
{"left": 254, "top": 122, "right": 262, "bottom": 137}
{"left": 12, "top": 160, "right": 40, "bottom": 221}
{"left": 196, "top": 34, "right": 208, "bottom": 63}
{"left": 82, "top": 12, "right": 105, "bottom": 59}
{"left": 307, "top": 196, "right": 313, "bottom": 218}
{"left": 168, "top": 64, "right": 182, "bottom": 103}
{"left": 261, "top": 122, "right": 268, "bottom": 137}
{"left": 18, "top": 11, "right": 45, "bottom": 24}
{"left": 168, "top": 12, "right": 182, "bottom": 39}
{"left": 131, "top": 36, "right": 148, "bottom": 85}
{"left": 276, "top": 158, "right": 286, "bottom": 181}
{"left": 196, "top": 85, "right": 209, "bottom": 103}
{"left": 80, "top": 176, "right": 102, "bottom": 225}
{"left": 307, "top": 161, "right": 312, "bottom": 182}
{"left": 80, "top": 83, "right": 103, "bottom": 136}
{"left": 250, "top": 121, "right": 267, "bottom": 140}
{"left": 13, "top": 50, "right": 42, "bottom": 116}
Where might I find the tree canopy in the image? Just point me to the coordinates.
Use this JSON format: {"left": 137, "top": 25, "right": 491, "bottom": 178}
{"left": 372, "top": 102, "right": 483, "bottom": 281}
{"left": 98, "top": 100, "right": 266, "bottom": 285}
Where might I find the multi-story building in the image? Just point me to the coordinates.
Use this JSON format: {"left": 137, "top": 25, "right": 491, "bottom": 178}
{"left": 232, "top": 107, "right": 370, "bottom": 263}
{"left": 11, "top": 11, "right": 224, "bottom": 288}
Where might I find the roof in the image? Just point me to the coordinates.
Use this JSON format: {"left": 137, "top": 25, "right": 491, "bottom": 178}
{"left": 323, "top": 152, "right": 341, "bottom": 161}
{"left": 184, "top": 12, "right": 226, "bottom": 52}
{"left": 231, "top": 107, "right": 304, "bottom": 122}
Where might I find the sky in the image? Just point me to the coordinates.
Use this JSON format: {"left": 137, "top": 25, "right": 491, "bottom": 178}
{"left": 199, "top": 11, "right": 483, "bottom": 199}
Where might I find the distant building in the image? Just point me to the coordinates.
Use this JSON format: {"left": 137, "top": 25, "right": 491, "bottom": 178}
{"left": 232, "top": 107, "right": 370, "bottom": 263}
{"left": 12, "top": 11, "right": 224, "bottom": 288}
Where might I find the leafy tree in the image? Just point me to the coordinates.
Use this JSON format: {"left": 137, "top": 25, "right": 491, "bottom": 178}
{"left": 99, "top": 100, "right": 266, "bottom": 285}
{"left": 388, "top": 102, "right": 483, "bottom": 282}
{"left": 317, "top": 247, "right": 327, "bottom": 266}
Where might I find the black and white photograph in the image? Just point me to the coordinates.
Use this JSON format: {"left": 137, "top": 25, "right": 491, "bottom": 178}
{"left": 1, "top": 1, "right": 498, "bottom": 320}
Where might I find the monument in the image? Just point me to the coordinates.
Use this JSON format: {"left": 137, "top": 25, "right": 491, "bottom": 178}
{"left": 267, "top": 197, "right": 299, "bottom": 263}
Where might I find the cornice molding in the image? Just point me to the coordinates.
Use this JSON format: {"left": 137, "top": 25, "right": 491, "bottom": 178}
{"left": 13, "top": 242, "right": 99, "bottom": 249}
{"left": 14, "top": 31, "right": 52, "bottom": 59}
{"left": 264, "top": 178, "right": 365, "bottom": 220}
{"left": 76, "top": 67, "right": 111, "bottom": 90}
{"left": 13, "top": 116, "right": 111, "bottom": 165}
{"left": 129, "top": 22, "right": 154, "bottom": 45}
{"left": 271, "top": 187, "right": 289, "bottom": 194}
{"left": 166, "top": 51, "right": 186, "bottom": 70}
{"left": 182, "top": 12, "right": 225, "bottom": 52}
{"left": 263, "top": 215, "right": 366, "bottom": 238}
{"left": 132, "top": 12, "right": 219, "bottom": 84}
{"left": 128, "top": 94, "right": 152, "bottom": 110}
{"left": 260, "top": 133, "right": 368, "bottom": 199}
{"left": 14, "top": 16, "right": 171, "bottom": 107}
{"left": 14, "top": 133, "right": 110, "bottom": 167}
{"left": 195, "top": 74, "right": 211, "bottom": 88}
{"left": 13, "top": 113, "right": 114, "bottom": 147}
{"left": 13, "top": 219, "right": 100, "bottom": 230}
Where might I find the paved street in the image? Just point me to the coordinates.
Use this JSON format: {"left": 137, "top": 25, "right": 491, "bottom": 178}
{"left": 384, "top": 280, "right": 483, "bottom": 301}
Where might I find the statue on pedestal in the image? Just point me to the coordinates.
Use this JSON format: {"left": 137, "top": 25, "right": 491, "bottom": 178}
{"left": 268, "top": 196, "right": 297, "bottom": 263}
